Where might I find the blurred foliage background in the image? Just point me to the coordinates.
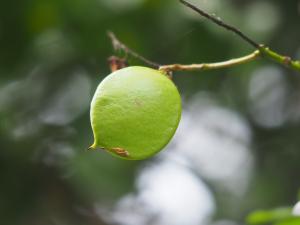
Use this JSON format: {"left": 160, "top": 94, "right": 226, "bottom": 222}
{"left": 1, "top": 0, "right": 300, "bottom": 225}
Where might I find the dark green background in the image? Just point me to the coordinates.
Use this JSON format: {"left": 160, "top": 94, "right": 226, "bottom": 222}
{"left": 1, "top": 0, "right": 300, "bottom": 224}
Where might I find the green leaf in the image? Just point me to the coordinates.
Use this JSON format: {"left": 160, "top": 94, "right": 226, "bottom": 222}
{"left": 275, "top": 217, "right": 300, "bottom": 225}
{"left": 247, "top": 207, "right": 293, "bottom": 225}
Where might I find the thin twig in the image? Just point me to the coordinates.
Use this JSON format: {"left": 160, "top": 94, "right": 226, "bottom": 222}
{"left": 179, "top": 0, "right": 260, "bottom": 49}
{"left": 159, "top": 50, "right": 261, "bottom": 72}
{"left": 107, "top": 3, "right": 300, "bottom": 74}
{"left": 108, "top": 31, "right": 261, "bottom": 73}
{"left": 107, "top": 31, "right": 300, "bottom": 73}
{"left": 179, "top": 0, "right": 300, "bottom": 73}
{"left": 107, "top": 31, "right": 161, "bottom": 69}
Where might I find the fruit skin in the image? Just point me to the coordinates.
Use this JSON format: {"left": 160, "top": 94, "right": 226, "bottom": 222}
{"left": 90, "top": 66, "right": 181, "bottom": 160}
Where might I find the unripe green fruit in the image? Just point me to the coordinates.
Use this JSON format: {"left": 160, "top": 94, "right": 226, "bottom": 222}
{"left": 89, "top": 66, "right": 181, "bottom": 160}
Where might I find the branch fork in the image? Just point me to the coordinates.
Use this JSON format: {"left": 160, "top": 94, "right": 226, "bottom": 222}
{"left": 107, "top": 0, "right": 300, "bottom": 74}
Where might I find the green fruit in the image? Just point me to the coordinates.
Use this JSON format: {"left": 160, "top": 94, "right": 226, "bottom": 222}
{"left": 89, "top": 66, "right": 181, "bottom": 160}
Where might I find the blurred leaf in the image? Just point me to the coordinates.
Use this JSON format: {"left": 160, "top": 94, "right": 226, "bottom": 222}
{"left": 275, "top": 218, "right": 300, "bottom": 225}
{"left": 247, "top": 207, "right": 293, "bottom": 225}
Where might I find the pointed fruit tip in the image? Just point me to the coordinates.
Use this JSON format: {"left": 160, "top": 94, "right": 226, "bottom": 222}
{"left": 87, "top": 142, "right": 97, "bottom": 151}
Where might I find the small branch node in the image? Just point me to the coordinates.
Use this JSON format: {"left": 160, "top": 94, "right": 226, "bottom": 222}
{"left": 108, "top": 56, "right": 128, "bottom": 72}
{"left": 283, "top": 56, "right": 292, "bottom": 66}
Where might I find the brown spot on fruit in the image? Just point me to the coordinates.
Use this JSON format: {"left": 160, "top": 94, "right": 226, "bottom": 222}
{"left": 111, "top": 147, "right": 129, "bottom": 157}
{"left": 134, "top": 99, "right": 143, "bottom": 107}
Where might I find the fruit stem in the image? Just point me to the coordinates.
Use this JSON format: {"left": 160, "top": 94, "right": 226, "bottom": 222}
{"left": 159, "top": 50, "right": 261, "bottom": 73}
